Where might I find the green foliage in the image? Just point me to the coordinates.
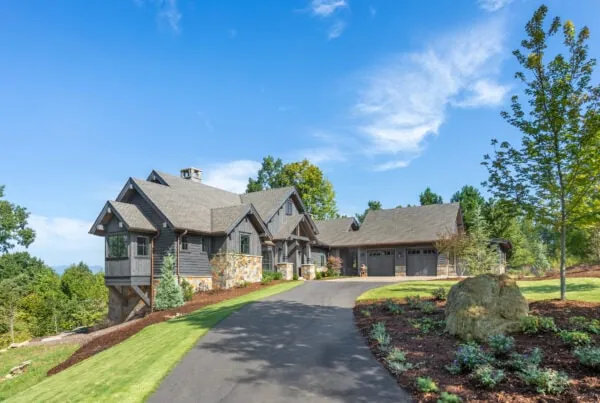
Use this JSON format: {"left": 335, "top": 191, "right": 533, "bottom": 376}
{"left": 0, "top": 185, "right": 36, "bottom": 253}
{"left": 437, "top": 392, "right": 463, "bottom": 403}
{"left": 360, "top": 309, "right": 371, "bottom": 317}
{"left": 237, "top": 281, "right": 249, "bottom": 288}
{"left": 408, "top": 318, "right": 445, "bottom": 334}
{"left": 261, "top": 271, "right": 282, "bottom": 284}
{"left": 292, "top": 274, "right": 299, "bottom": 281}
{"left": 180, "top": 278, "right": 194, "bottom": 301}
{"left": 568, "top": 316, "right": 600, "bottom": 334}
{"left": 450, "top": 343, "right": 494, "bottom": 373}
{"left": 519, "top": 366, "right": 570, "bottom": 395}
{"left": 488, "top": 334, "right": 515, "bottom": 357}
{"left": 385, "top": 299, "right": 403, "bottom": 315}
{"left": 419, "top": 187, "right": 443, "bottom": 205}
{"left": 558, "top": 330, "right": 592, "bottom": 347}
{"left": 473, "top": 364, "right": 505, "bottom": 388}
{"left": 0, "top": 275, "right": 28, "bottom": 345}
{"left": 431, "top": 287, "right": 447, "bottom": 301}
{"left": 385, "top": 347, "right": 414, "bottom": 374}
{"left": 325, "top": 256, "right": 342, "bottom": 277}
{"left": 506, "top": 347, "right": 543, "bottom": 371}
{"left": 460, "top": 205, "right": 500, "bottom": 275}
{"left": 356, "top": 200, "right": 382, "bottom": 223}
{"left": 370, "top": 322, "right": 390, "bottom": 348}
{"left": 406, "top": 295, "right": 421, "bottom": 309}
{"left": 315, "top": 271, "right": 323, "bottom": 280}
{"left": 519, "top": 315, "right": 557, "bottom": 334}
{"left": 416, "top": 376, "right": 438, "bottom": 393}
{"left": 451, "top": 185, "right": 485, "bottom": 231}
{"left": 246, "top": 156, "right": 338, "bottom": 220}
{"left": 482, "top": 5, "right": 600, "bottom": 300}
{"left": 573, "top": 346, "right": 600, "bottom": 369}
{"left": 154, "top": 255, "right": 184, "bottom": 311}
{"left": 419, "top": 301, "right": 437, "bottom": 315}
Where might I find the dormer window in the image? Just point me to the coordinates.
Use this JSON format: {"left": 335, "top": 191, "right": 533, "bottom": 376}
{"left": 286, "top": 200, "right": 293, "bottom": 216}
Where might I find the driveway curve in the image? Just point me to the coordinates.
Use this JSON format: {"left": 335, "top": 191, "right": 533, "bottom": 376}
{"left": 150, "top": 281, "right": 411, "bottom": 403}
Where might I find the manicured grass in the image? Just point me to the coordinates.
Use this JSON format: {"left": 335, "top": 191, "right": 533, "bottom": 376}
{"left": 8, "top": 281, "right": 302, "bottom": 403}
{"left": 0, "top": 344, "right": 79, "bottom": 401}
{"left": 357, "top": 278, "right": 600, "bottom": 302}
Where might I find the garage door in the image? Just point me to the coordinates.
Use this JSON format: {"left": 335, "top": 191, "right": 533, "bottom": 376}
{"left": 406, "top": 248, "right": 437, "bottom": 276}
{"left": 367, "top": 249, "right": 395, "bottom": 276}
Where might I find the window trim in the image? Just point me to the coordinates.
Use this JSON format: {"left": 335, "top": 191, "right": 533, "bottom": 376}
{"left": 240, "top": 233, "right": 251, "bottom": 255}
{"left": 180, "top": 235, "right": 189, "bottom": 251}
{"left": 106, "top": 233, "right": 128, "bottom": 259}
{"left": 285, "top": 200, "right": 293, "bottom": 216}
{"left": 262, "top": 250, "right": 272, "bottom": 271}
{"left": 136, "top": 236, "right": 149, "bottom": 257}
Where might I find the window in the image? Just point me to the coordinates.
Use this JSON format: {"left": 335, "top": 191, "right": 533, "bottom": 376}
{"left": 285, "top": 200, "right": 293, "bottom": 216}
{"left": 107, "top": 234, "right": 127, "bottom": 258}
{"left": 201, "top": 236, "right": 209, "bottom": 253}
{"left": 137, "top": 236, "right": 148, "bottom": 256}
{"left": 181, "top": 235, "right": 188, "bottom": 251}
{"left": 240, "top": 233, "right": 250, "bottom": 254}
{"left": 262, "top": 250, "right": 272, "bottom": 271}
{"left": 320, "top": 254, "right": 325, "bottom": 267}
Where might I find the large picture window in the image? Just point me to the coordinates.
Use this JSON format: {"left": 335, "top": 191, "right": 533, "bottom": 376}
{"left": 107, "top": 234, "right": 127, "bottom": 258}
{"left": 240, "top": 233, "right": 250, "bottom": 254}
{"left": 137, "top": 236, "right": 148, "bottom": 256}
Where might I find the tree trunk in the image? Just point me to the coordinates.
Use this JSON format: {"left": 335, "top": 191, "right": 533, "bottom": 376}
{"left": 560, "top": 218, "right": 567, "bottom": 300}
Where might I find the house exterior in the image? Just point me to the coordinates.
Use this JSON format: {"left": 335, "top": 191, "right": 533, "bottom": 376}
{"left": 90, "top": 167, "right": 467, "bottom": 322}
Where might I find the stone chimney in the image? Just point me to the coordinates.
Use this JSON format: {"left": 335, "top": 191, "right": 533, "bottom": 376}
{"left": 180, "top": 167, "right": 202, "bottom": 182}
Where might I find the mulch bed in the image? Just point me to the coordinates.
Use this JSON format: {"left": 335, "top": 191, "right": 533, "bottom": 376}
{"left": 354, "top": 298, "right": 600, "bottom": 402}
{"left": 48, "top": 281, "right": 286, "bottom": 376}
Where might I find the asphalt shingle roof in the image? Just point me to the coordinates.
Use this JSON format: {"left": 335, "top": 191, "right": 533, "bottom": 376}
{"left": 240, "top": 187, "right": 295, "bottom": 222}
{"left": 108, "top": 201, "right": 156, "bottom": 232}
{"left": 314, "top": 217, "right": 357, "bottom": 245}
{"left": 210, "top": 204, "right": 251, "bottom": 234}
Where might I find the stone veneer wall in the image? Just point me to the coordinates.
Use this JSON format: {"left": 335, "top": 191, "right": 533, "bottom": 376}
{"left": 301, "top": 264, "right": 315, "bottom": 280}
{"left": 395, "top": 265, "right": 406, "bottom": 276}
{"left": 277, "top": 262, "right": 294, "bottom": 280}
{"left": 211, "top": 253, "right": 262, "bottom": 289}
{"left": 182, "top": 276, "right": 213, "bottom": 292}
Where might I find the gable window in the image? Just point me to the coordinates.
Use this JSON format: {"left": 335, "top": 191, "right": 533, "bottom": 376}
{"left": 240, "top": 233, "right": 250, "bottom": 254}
{"left": 137, "top": 236, "right": 149, "bottom": 256}
{"left": 285, "top": 200, "right": 293, "bottom": 216}
{"left": 181, "top": 235, "right": 189, "bottom": 251}
{"left": 107, "top": 234, "right": 127, "bottom": 258}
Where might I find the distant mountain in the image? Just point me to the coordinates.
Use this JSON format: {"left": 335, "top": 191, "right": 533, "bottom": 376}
{"left": 52, "top": 264, "right": 104, "bottom": 274}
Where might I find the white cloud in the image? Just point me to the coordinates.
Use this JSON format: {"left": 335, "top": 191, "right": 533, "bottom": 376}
{"left": 203, "top": 160, "right": 261, "bottom": 193}
{"left": 478, "top": 0, "right": 514, "bottom": 12}
{"left": 354, "top": 17, "right": 507, "bottom": 169}
{"left": 25, "top": 215, "right": 104, "bottom": 267}
{"left": 311, "top": 0, "right": 347, "bottom": 17}
{"left": 373, "top": 160, "right": 410, "bottom": 171}
{"left": 328, "top": 21, "right": 346, "bottom": 40}
{"left": 135, "top": 0, "right": 181, "bottom": 32}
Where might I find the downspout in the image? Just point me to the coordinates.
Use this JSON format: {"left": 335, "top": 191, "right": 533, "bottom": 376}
{"left": 150, "top": 228, "right": 160, "bottom": 312}
{"left": 177, "top": 230, "right": 188, "bottom": 284}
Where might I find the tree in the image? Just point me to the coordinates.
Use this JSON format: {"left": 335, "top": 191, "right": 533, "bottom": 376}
{"left": 246, "top": 157, "right": 338, "bottom": 220}
{"left": 154, "top": 254, "right": 184, "bottom": 310}
{"left": 460, "top": 205, "right": 500, "bottom": 275}
{"left": 451, "top": 186, "right": 485, "bottom": 231}
{"left": 60, "top": 263, "right": 107, "bottom": 328}
{"left": 483, "top": 5, "right": 600, "bottom": 299}
{"left": 419, "top": 187, "right": 443, "bottom": 205}
{"left": 0, "top": 275, "right": 27, "bottom": 344}
{"left": 356, "top": 200, "right": 382, "bottom": 223}
{"left": 0, "top": 186, "right": 35, "bottom": 253}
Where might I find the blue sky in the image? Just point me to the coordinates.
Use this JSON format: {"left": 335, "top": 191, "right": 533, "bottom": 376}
{"left": 1, "top": 0, "right": 598, "bottom": 266}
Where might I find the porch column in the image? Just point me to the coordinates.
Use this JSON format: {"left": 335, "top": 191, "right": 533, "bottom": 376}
{"left": 306, "top": 242, "right": 312, "bottom": 263}
{"left": 283, "top": 241, "right": 288, "bottom": 262}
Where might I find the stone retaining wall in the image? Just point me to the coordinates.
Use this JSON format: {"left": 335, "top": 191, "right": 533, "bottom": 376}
{"left": 211, "top": 253, "right": 262, "bottom": 289}
{"left": 301, "top": 264, "right": 315, "bottom": 280}
{"left": 276, "top": 262, "right": 294, "bottom": 280}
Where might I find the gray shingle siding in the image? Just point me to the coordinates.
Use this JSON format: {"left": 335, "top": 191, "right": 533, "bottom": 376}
{"left": 179, "top": 234, "right": 211, "bottom": 276}
{"left": 312, "top": 246, "right": 328, "bottom": 267}
{"left": 267, "top": 196, "right": 299, "bottom": 235}
{"left": 227, "top": 216, "right": 261, "bottom": 256}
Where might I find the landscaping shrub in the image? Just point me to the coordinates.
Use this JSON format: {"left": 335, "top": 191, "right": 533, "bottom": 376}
{"left": 385, "top": 299, "right": 403, "bottom": 315}
{"left": 261, "top": 271, "right": 282, "bottom": 284}
{"left": 408, "top": 318, "right": 445, "bottom": 334}
{"left": 315, "top": 272, "right": 323, "bottom": 280}
{"left": 437, "top": 392, "right": 463, "bottom": 403}
{"left": 506, "top": 347, "right": 543, "bottom": 371}
{"left": 361, "top": 309, "right": 371, "bottom": 317}
{"left": 154, "top": 255, "right": 184, "bottom": 311}
{"left": 385, "top": 347, "right": 414, "bottom": 374}
{"left": 326, "top": 256, "right": 342, "bottom": 277}
{"left": 431, "top": 287, "right": 447, "bottom": 301}
{"left": 558, "top": 330, "right": 592, "bottom": 347}
{"left": 416, "top": 376, "right": 439, "bottom": 393}
{"left": 180, "top": 278, "right": 194, "bottom": 302}
{"left": 370, "top": 322, "right": 390, "bottom": 349}
{"left": 519, "top": 315, "right": 557, "bottom": 334}
{"left": 519, "top": 366, "right": 570, "bottom": 395}
{"left": 419, "top": 301, "right": 437, "bottom": 315}
{"left": 272, "top": 271, "right": 283, "bottom": 280}
{"left": 488, "top": 334, "right": 515, "bottom": 357}
{"left": 573, "top": 346, "right": 600, "bottom": 369}
{"left": 568, "top": 316, "right": 600, "bottom": 334}
{"left": 292, "top": 274, "right": 299, "bottom": 281}
{"left": 449, "top": 343, "right": 494, "bottom": 373}
{"left": 406, "top": 295, "right": 422, "bottom": 309}
{"left": 237, "top": 281, "right": 249, "bottom": 288}
{"left": 472, "top": 364, "right": 505, "bottom": 388}
{"left": 388, "top": 360, "right": 414, "bottom": 374}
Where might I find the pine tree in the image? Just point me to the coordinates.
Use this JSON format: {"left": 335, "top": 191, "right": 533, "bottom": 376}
{"left": 461, "top": 205, "right": 499, "bottom": 275}
{"left": 154, "top": 254, "right": 184, "bottom": 311}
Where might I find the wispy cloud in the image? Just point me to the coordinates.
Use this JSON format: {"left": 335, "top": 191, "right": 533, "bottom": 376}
{"left": 373, "top": 160, "right": 411, "bottom": 172}
{"left": 25, "top": 215, "right": 104, "bottom": 266}
{"left": 478, "top": 0, "right": 514, "bottom": 12}
{"left": 291, "top": 131, "right": 350, "bottom": 165}
{"left": 328, "top": 21, "right": 346, "bottom": 40}
{"left": 311, "top": 0, "right": 347, "bottom": 16}
{"left": 135, "top": 0, "right": 181, "bottom": 32}
{"left": 203, "top": 160, "right": 261, "bottom": 193}
{"left": 354, "top": 16, "right": 508, "bottom": 170}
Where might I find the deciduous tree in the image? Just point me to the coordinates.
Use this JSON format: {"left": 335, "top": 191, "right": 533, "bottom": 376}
{"left": 451, "top": 185, "right": 485, "bottom": 231}
{"left": 419, "top": 187, "right": 443, "bottom": 205}
{"left": 356, "top": 200, "right": 382, "bottom": 223}
{"left": 0, "top": 186, "right": 35, "bottom": 253}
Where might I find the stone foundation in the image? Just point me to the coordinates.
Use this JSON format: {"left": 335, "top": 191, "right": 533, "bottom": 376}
{"left": 211, "top": 253, "right": 262, "bottom": 289}
{"left": 301, "top": 264, "right": 315, "bottom": 280}
{"left": 182, "top": 276, "right": 212, "bottom": 292}
{"left": 395, "top": 265, "right": 406, "bottom": 276}
{"left": 276, "top": 262, "right": 294, "bottom": 280}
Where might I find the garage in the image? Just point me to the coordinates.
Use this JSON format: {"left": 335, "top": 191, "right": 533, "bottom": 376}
{"left": 406, "top": 248, "right": 437, "bottom": 276}
{"left": 367, "top": 249, "right": 395, "bottom": 276}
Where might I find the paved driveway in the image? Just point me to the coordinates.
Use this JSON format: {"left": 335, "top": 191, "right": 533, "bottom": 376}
{"left": 150, "top": 281, "right": 411, "bottom": 403}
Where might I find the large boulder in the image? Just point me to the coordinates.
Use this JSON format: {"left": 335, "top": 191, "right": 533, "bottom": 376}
{"left": 445, "top": 274, "right": 528, "bottom": 341}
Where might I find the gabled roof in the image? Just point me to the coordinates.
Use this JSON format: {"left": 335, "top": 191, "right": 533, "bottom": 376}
{"left": 273, "top": 214, "right": 304, "bottom": 240}
{"left": 210, "top": 204, "right": 272, "bottom": 238}
{"left": 324, "top": 203, "right": 461, "bottom": 247}
{"left": 314, "top": 217, "right": 359, "bottom": 245}
{"left": 89, "top": 201, "right": 156, "bottom": 235}
{"left": 240, "top": 187, "right": 296, "bottom": 222}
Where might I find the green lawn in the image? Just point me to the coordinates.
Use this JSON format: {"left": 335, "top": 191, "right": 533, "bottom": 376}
{"left": 357, "top": 278, "right": 600, "bottom": 302}
{"left": 0, "top": 343, "right": 79, "bottom": 401}
{"left": 8, "top": 281, "right": 302, "bottom": 403}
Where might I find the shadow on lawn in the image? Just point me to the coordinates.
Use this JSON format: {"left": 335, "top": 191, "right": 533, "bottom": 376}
{"left": 153, "top": 283, "right": 409, "bottom": 403}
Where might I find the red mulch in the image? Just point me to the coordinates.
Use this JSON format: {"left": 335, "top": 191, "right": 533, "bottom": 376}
{"left": 354, "top": 298, "right": 600, "bottom": 402}
{"left": 48, "top": 281, "right": 286, "bottom": 376}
